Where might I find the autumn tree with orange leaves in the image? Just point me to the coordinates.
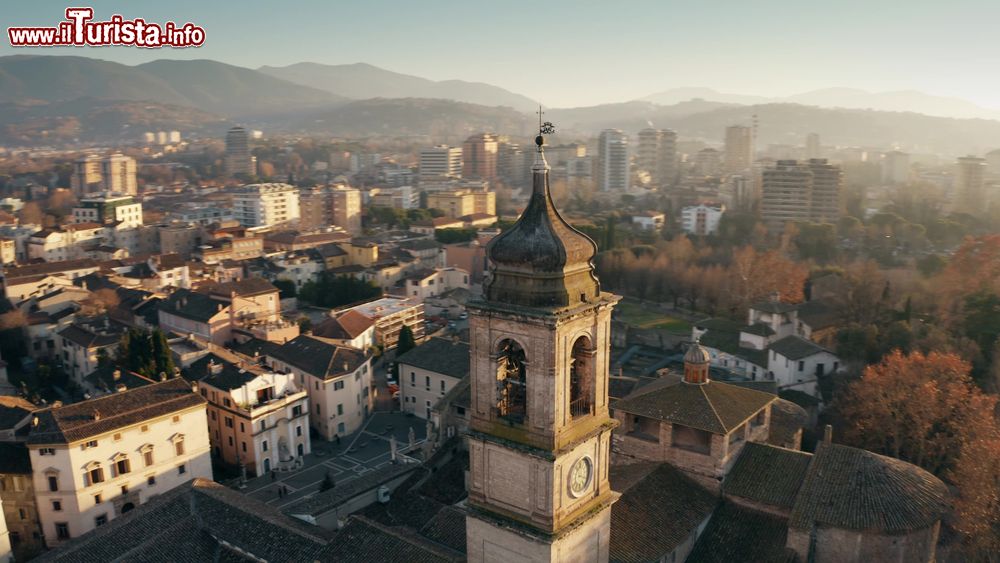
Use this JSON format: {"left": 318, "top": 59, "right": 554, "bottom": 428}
{"left": 832, "top": 350, "right": 1000, "bottom": 555}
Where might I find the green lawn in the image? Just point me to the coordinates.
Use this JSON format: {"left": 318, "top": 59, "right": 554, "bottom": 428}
{"left": 616, "top": 301, "right": 691, "bottom": 334}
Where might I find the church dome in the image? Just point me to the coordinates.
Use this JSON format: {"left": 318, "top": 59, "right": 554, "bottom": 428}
{"left": 684, "top": 342, "right": 712, "bottom": 365}
{"left": 484, "top": 142, "right": 600, "bottom": 308}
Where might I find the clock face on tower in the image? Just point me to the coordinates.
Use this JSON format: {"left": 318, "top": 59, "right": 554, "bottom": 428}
{"left": 568, "top": 456, "right": 593, "bottom": 497}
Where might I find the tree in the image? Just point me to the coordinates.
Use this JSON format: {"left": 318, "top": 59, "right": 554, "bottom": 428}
{"left": 397, "top": 325, "right": 416, "bottom": 355}
{"left": 949, "top": 436, "right": 1000, "bottom": 558}
{"left": 319, "top": 471, "right": 335, "bottom": 492}
{"left": 118, "top": 328, "right": 175, "bottom": 379}
{"left": 272, "top": 279, "right": 297, "bottom": 299}
{"left": 832, "top": 350, "right": 998, "bottom": 476}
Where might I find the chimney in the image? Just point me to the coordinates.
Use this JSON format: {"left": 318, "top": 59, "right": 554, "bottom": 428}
{"left": 112, "top": 369, "right": 121, "bottom": 381}
{"left": 93, "top": 409, "right": 102, "bottom": 420}
{"left": 159, "top": 372, "right": 167, "bottom": 382}
{"left": 32, "top": 416, "right": 39, "bottom": 427}
{"left": 823, "top": 424, "right": 833, "bottom": 444}
{"left": 52, "top": 400, "right": 62, "bottom": 409}
{"left": 115, "top": 383, "right": 127, "bottom": 393}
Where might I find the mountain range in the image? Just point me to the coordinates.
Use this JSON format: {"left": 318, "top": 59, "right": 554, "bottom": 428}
{"left": 642, "top": 87, "right": 1000, "bottom": 121}
{"left": 1, "top": 54, "right": 999, "bottom": 154}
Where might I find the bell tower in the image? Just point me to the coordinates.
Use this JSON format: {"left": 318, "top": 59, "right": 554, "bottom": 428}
{"left": 465, "top": 115, "right": 620, "bottom": 563}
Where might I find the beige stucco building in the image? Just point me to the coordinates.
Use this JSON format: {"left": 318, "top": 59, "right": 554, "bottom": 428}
{"left": 26, "top": 378, "right": 212, "bottom": 547}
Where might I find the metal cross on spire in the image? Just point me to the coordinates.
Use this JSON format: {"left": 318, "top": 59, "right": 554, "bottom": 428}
{"left": 535, "top": 105, "right": 555, "bottom": 150}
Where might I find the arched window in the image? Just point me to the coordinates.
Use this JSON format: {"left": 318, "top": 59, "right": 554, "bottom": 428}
{"left": 496, "top": 339, "right": 527, "bottom": 423}
{"left": 570, "top": 336, "right": 594, "bottom": 418}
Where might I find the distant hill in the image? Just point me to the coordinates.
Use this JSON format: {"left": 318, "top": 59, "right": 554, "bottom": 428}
{"left": 0, "top": 98, "right": 227, "bottom": 145}
{"left": 642, "top": 86, "right": 1000, "bottom": 121}
{"left": 291, "top": 98, "right": 533, "bottom": 138}
{"left": 548, "top": 100, "right": 736, "bottom": 132}
{"left": 259, "top": 62, "right": 538, "bottom": 112}
{"left": 0, "top": 55, "right": 343, "bottom": 117}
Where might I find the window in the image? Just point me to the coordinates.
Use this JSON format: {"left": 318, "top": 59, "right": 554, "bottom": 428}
{"left": 94, "top": 493, "right": 102, "bottom": 504}
{"left": 140, "top": 425, "right": 149, "bottom": 433}
{"left": 334, "top": 381, "right": 345, "bottom": 391}
{"left": 40, "top": 448, "right": 55, "bottom": 456}
{"left": 84, "top": 440, "right": 98, "bottom": 449}
{"left": 798, "top": 361, "right": 805, "bottom": 372}
{"left": 410, "top": 372, "right": 415, "bottom": 385}
{"left": 425, "top": 376, "right": 430, "bottom": 390}
{"left": 55, "top": 523, "right": 70, "bottom": 540}
{"left": 315, "top": 404, "right": 320, "bottom": 415}
{"left": 223, "top": 398, "right": 231, "bottom": 408}
{"left": 262, "top": 441, "right": 268, "bottom": 452}
{"left": 18, "top": 508, "right": 25, "bottom": 520}
{"left": 121, "top": 484, "right": 129, "bottom": 495}
{"left": 260, "top": 420, "right": 266, "bottom": 432}
{"left": 228, "top": 437, "right": 233, "bottom": 446}
{"left": 240, "top": 422, "right": 245, "bottom": 432}
{"left": 200, "top": 388, "right": 207, "bottom": 397}
{"left": 570, "top": 336, "right": 594, "bottom": 418}
{"left": 95, "top": 514, "right": 108, "bottom": 527}
{"left": 48, "top": 476, "right": 58, "bottom": 492}
{"left": 241, "top": 442, "right": 247, "bottom": 453}
{"left": 337, "top": 404, "right": 344, "bottom": 416}
{"left": 496, "top": 340, "right": 527, "bottom": 423}
{"left": 52, "top": 500, "right": 62, "bottom": 511}
{"left": 292, "top": 405, "right": 302, "bottom": 417}
{"left": 114, "top": 458, "right": 130, "bottom": 477}
{"left": 175, "top": 441, "right": 185, "bottom": 456}
{"left": 172, "top": 415, "right": 180, "bottom": 424}
{"left": 147, "top": 475, "right": 156, "bottom": 486}
{"left": 210, "top": 411, "right": 216, "bottom": 421}
{"left": 113, "top": 433, "right": 122, "bottom": 441}
{"left": 337, "top": 422, "right": 345, "bottom": 434}
{"left": 177, "top": 464, "right": 187, "bottom": 475}
{"left": 224, "top": 417, "right": 234, "bottom": 428}
{"left": 87, "top": 466, "right": 105, "bottom": 486}
{"left": 441, "top": 380, "right": 446, "bottom": 392}
{"left": 296, "top": 426, "right": 302, "bottom": 437}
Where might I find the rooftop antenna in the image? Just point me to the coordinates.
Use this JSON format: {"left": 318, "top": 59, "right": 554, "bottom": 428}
{"left": 535, "top": 105, "right": 555, "bottom": 152}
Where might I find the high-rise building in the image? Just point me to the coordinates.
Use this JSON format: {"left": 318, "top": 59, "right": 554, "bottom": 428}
{"left": 232, "top": 183, "right": 301, "bottom": 228}
{"left": 760, "top": 160, "right": 813, "bottom": 228}
{"left": 694, "top": 148, "right": 722, "bottom": 176}
{"left": 331, "top": 185, "right": 362, "bottom": 235}
{"left": 462, "top": 133, "right": 499, "bottom": 180}
{"left": 637, "top": 128, "right": 677, "bottom": 187}
{"left": 986, "top": 149, "right": 1000, "bottom": 176}
{"left": 297, "top": 186, "right": 333, "bottom": 231}
{"left": 100, "top": 153, "right": 137, "bottom": 195}
{"left": 465, "top": 136, "right": 618, "bottom": 561}
{"left": 724, "top": 125, "right": 754, "bottom": 173}
{"left": 72, "top": 194, "right": 142, "bottom": 227}
{"left": 426, "top": 189, "right": 496, "bottom": 218}
{"left": 419, "top": 145, "right": 463, "bottom": 180}
{"left": 71, "top": 154, "right": 137, "bottom": 196}
{"left": 168, "top": 131, "right": 181, "bottom": 143}
{"left": 807, "top": 158, "right": 842, "bottom": 223}
{"left": 70, "top": 155, "right": 102, "bottom": 195}
{"left": 805, "top": 133, "right": 821, "bottom": 159}
{"left": 760, "top": 159, "right": 842, "bottom": 228}
{"left": 498, "top": 141, "right": 531, "bottom": 189}
{"left": 596, "top": 129, "right": 629, "bottom": 191}
{"left": 881, "top": 151, "right": 910, "bottom": 185}
{"left": 956, "top": 155, "right": 987, "bottom": 212}
{"left": 225, "top": 127, "right": 254, "bottom": 177}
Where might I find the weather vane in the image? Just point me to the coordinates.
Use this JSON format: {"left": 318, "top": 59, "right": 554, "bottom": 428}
{"left": 535, "top": 105, "right": 555, "bottom": 148}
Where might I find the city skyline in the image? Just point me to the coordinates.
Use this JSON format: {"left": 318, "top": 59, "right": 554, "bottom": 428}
{"left": 3, "top": 0, "right": 1000, "bottom": 109}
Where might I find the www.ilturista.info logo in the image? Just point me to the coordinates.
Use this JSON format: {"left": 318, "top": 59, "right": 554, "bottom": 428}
{"left": 8, "top": 7, "right": 205, "bottom": 48}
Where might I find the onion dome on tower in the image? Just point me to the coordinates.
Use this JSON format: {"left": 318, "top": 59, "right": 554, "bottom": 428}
{"left": 484, "top": 114, "right": 600, "bottom": 308}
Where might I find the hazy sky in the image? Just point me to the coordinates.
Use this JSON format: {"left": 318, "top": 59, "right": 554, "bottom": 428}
{"left": 4, "top": 0, "right": 1000, "bottom": 109}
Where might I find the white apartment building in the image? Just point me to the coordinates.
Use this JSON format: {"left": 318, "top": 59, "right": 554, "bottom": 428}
{"left": 264, "top": 336, "right": 373, "bottom": 440}
{"left": 681, "top": 204, "right": 725, "bottom": 236}
{"left": 233, "top": 183, "right": 301, "bottom": 228}
{"left": 396, "top": 337, "right": 469, "bottom": 420}
{"left": 101, "top": 154, "right": 137, "bottom": 195}
{"left": 399, "top": 267, "right": 469, "bottom": 301}
{"left": 72, "top": 195, "right": 143, "bottom": 228}
{"left": 191, "top": 349, "right": 311, "bottom": 477}
{"left": 419, "top": 145, "right": 463, "bottom": 179}
{"left": 27, "top": 223, "right": 106, "bottom": 262}
{"left": 26, "top": 378, "right": 211, "bottom": 547}
{"left": 596, "top": 129, "right": 630, "bottom": 191}
{"left": 631, "top": 211, "right": 666, "bottom": 231}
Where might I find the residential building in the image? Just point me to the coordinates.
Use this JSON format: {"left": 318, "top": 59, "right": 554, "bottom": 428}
{"left": 760, "top": 160, "right": 812, "bottom": 229}
{"left": 225, "top": 127, "right": 254, "bottom": 177}
{"left": 426, "top": 189, "right": 496, "bottom": 219}
{"left": 2, "top": 259, "right": 100, "bottom": 302}
{"left": 396, "top": 337, "right": 469, "bottom": 420}
{"left": 368, "top": 186, "right": 418, "bottom": 210}
{"left": 264, "top": 336, "right": 372, "bottom": 440}
{"left": 336, "top": 297, "right": 425, "bottom": 350}
{"left": 72, "top": 194, "right": 142, "bottom": 228}
{"left": 396, "top": 267, "right": 469, "bottom": 301}
{"left": 232, "top": 183, "right": 300, "bottom": 228}
{"left": 596, "top": 129, "right": 630, "bottom": 191}
{"left": 56, "top": 317, "right": 125, "bottom": 384}
{"left": 807, "top": 158, "right": 842, "bottom": 223}
{"left": 330, "top": 185, "right": 362, "bottom": 235}
{"left": 694, "top": 148, "right": 722, "bottom": 176}
{"left": 419, "top": 145, "right": 462, "bottom": 180}
{"left": 724, "top": 125, "right": 754, "bottom": 173}
{"left": 0, "top": 443, "right": 43, "bottom": 561}
{"left": 312, "top": 309, "right": 375, "bottom": 351}
{"left": 26, "top": 378, "right": 211, "bottom": 547}
{"left": 805, "top": 132, "right": 821, "bottom": 159}
{"left": 956, "top": 155, "right": 987, "bottom": 212}
{"left": 100, "top": 154, "right": 137, "bottom": 195}
{"left": 631, "top": 211, "right": 665, "bottom": 231}
{"left": 461, "top": 133, "right": 499, "bottom": 180}
{"left": 637, "top": 128, "right": 677, "bottom": 187}
{"left": 70, "top": 155, "right": 102, "bottom": 196}
{"left": 187, "top": 346, "right": 310, "bottom": 477}
{"left": 681, "top": 203, "right": 725, "bottom": 235}
{"left": 881, "top": 150, "right": 911, "bottom": 184}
